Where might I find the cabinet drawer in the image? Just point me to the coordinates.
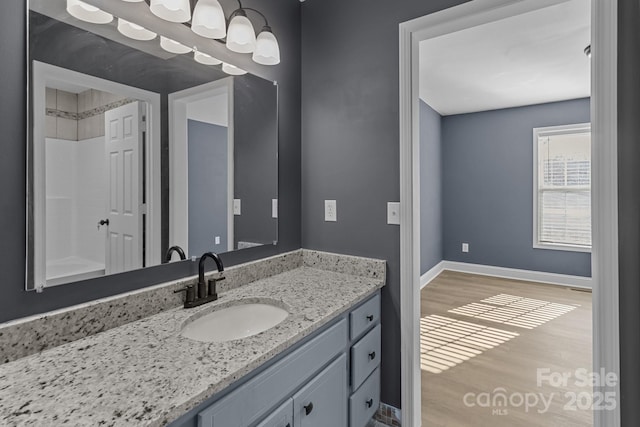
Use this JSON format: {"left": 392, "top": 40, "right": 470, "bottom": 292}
{"left": 350, "top": 294, "right": 380, "bottom": 340}
{"left": 255, "top": 399, "right": 293, "bottom": 427}
{"left": 292, "top": 354, "right": 347, "bottom": 427}
{"left": 349, "top": 369, "right": 380, "bottom": 427}
{"left": 350, "top": 325, "right": 381, "bottom": 391}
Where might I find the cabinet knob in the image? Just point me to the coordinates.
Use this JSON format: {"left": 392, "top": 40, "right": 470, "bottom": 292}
{"left": 366, "top": 314, "right": 374, "bottom": 322}
{"left": 366, "top": 398, "right": 374, "bottom": 408}
{"left": 304, "top": 402, "right": 314, "bottom": 415}
{"left": 369, "top": 351, "right": 376, "bottom": 360}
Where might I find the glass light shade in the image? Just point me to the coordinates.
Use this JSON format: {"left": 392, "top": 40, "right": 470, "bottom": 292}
{"left": 66, "top": 0, "right": 113, "bottom": 24}
{"left": 117, "top": 19, "right": 157, "bottom": 41}
{"left": 222, "top": 63, "right": 247, "bottom": 75}
{"left": 160, "top": 36, "right": 191, "bottom": 54}
{"left": 150, "top": 0, "right": 191, "bottom": 23}
{"left": 252, "top": 30, "right": 280, "bottom": 65}
{"left": 191, "top": 0, "right": 226, "bottom": 39}
{"left": 194, "top": 51, "right": 222, "bottom": 66}
{"left": 226, "top": 13, "right": 256, "bottom": 53}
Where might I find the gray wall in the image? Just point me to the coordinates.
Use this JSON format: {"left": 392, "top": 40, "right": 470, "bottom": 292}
{"left": 618, "top": 0, "right": 640, "bottom": 422}
{"left": 419, "top": 100, "right": 443, "bottom": 274}
{"left": 188, "top": 120, "right": 228, "bottom": 255}
{"left": 233, "top": 75, "right": 278, "bottom": 247}
{"left": 441, "top": 98, "right": 592, "bottom": 277}
{"left": 0, "top": 0, "right": 301, "bottom": 323}
{"left": 301, "top": 0, "right": 470, "bottom": 408}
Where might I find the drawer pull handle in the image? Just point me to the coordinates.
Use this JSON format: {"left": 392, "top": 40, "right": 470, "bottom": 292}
{"left": 369, "top": 351, "right": 376, "bottom": 360}
{"left": 304, "top": 402, "right": 314, "bottom": 416}
{"left": 366, "top": 398, "right": 374, "bottom": 408}
{"left": 366, "top": 315, "right": 374, "bottom": 322}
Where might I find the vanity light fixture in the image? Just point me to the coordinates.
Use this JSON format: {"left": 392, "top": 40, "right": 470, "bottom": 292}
{"left": 222, "top": 63, "right": 247, "bottom": 75}
{"left": 66, "top": 0, "right": 113, "bottom": 24}
{"left": 226, "top": 9, "right": 256, "bottom": 53}
{"left": 191, "top": 0, "right": 227, "bottom": 39}
{"left": 160, "top": 36, "right": 192, "bottom": 54}
{"left": 253, "top": 26, "right": 280, "bottom": 65}
{"left": 117, "top": 18, "right": 157, "bottom": 41}
{"left": 194, "top": 51, "right": 222, "bottom": 65}
{"left": 150, "top": 0, "right": 191, "bottom": 23}
{"left": 225, "top": 2, "right": 281, "bottom": 64}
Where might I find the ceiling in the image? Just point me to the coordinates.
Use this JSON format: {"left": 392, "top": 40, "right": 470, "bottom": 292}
{"left": 419, "top": 0, "right": 591, "bottom": 116}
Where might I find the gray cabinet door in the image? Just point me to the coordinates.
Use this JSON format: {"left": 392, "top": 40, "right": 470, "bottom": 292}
{"left": 255, "top": 399, "right": 293, "bottom": 427}
{"left": 197, "top": 388, "right": 245, "bottom": 427}
{"left": 292, "top": 354, "right": 347, "bottom": 427}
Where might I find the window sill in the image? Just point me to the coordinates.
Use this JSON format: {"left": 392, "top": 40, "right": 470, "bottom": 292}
{"left": 533, "top": 242, "right": 592, "bottom": 253}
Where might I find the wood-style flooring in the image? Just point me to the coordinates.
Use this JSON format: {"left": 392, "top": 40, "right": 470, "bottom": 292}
{"left": 421, "top": 271, "right": 592, "bottom": 427}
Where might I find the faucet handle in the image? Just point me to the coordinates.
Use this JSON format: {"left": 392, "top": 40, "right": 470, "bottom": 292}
{"left": 207, "top": 279, "right": 219, "bottom": 301}
{"left": 174, "top": 284, "right": 195, "bottom": 305}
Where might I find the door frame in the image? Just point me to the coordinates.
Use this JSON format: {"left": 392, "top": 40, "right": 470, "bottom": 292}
{"left": 30, "top": 61, "right": 162, "bottom": 290}
{"left": 168, "top": 78, "right": 235, "bottom": 256}
{"left": 398, "top": 1, "right": 619, "bottom": 426}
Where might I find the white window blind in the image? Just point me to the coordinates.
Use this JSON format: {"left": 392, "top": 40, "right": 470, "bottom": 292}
{"left": 534, "top": 124, "right": 591, "bottom": 250}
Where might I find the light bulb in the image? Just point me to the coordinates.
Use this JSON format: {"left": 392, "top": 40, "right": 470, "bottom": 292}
{"left": 150, "top": 0, "right": 191, "bottom": 23}
{"left": 222, "top": 63, "right": 247, "bottom": 75}
{"left": 194, "top": 51, "right": 222, "bottom": 66}
{"left": 226, "top": 11, "right": 256, "bottom": 53}
{"left": 192, "top": 0, "right": 226, "bottom": 39}
{"left": 117, "top": 19, "right": 157, "bottom": 41}
{"left": 252, "top": 28, "right": 280, "bottom": 65}
{"left": 160, "top": 36, "right": 191, "bottom": 54}
{"left": 66, "top": 0, "right": 113, "bottom": 24}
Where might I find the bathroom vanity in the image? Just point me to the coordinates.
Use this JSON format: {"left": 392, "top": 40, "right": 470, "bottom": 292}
{"left": 0, "top": 250, "right": 385, "bottom": 426}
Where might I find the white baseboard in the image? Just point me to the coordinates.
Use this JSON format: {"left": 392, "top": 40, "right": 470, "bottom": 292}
{"left": 439, "top": 261, "right": 592, "bottom": 289}
{"left": 420, "top": 261, "right": 446, "bottom": 289}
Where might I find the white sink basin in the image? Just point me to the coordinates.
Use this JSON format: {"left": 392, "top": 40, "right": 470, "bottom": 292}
{"left": 180, "top": 303, "right": 289, "bottom": 343}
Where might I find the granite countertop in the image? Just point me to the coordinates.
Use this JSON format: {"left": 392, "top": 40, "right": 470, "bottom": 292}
{"left": 0, "top": 266, "right": 384, "bottom": 426}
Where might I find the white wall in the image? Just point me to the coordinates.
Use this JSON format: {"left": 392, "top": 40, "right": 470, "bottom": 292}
{"left": 44, "top": 136, "right": 106, "bottom": 265}
{"left": 75, "top": 136, "right": 107, "bottom": 264}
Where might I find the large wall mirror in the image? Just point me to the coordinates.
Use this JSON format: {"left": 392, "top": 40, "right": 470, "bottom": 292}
{"left": 27, "top": 0, "right": 278, "bottom": 291}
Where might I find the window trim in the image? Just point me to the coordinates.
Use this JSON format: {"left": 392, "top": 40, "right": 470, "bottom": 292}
{"left": 532, "top": 122, "right": 592, "bottom": 253}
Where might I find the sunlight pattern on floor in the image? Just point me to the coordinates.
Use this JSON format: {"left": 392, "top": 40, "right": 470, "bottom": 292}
{"left": 420, "top": 315, "right": 519, "bottom": 374}
{"left": 448, "top": 294, "right": 577, "bottom": 329}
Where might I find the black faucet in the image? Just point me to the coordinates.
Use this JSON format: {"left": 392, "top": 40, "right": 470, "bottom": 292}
{"left": 198, "top": 251, "right": 225, "bottom": 298}
{"left": 165, "top": 245, "right": 186, "bottom": 263}
{"left": 175, "top": 252, "right": 225, "bottom": 309}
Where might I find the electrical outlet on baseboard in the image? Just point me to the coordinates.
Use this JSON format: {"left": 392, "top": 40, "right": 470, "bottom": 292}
{"left": 462, "top": 242, "right": 469, "bottom": 253}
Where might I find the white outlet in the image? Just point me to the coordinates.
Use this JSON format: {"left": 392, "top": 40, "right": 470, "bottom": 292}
{"left": 233, "top": 199, "right": 241, "bottom": 215}
{"left": 324, "top": 200, "right": 337, "bottom": 222}
{"left": 272, "top": 199, "right": 278, "bottom": 219}
{"left": 462, "top": 243, "right": 469, "bottom": 253}
{"left": 215, "top": 236, "right": 220, "bottom": 245}
{"left": 387, "top": 202, "right": 400, "bottom": 225}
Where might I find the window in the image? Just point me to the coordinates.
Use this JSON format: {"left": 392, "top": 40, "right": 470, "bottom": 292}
{"left": 533, "top": 123, "right": 591, "bottom": 252}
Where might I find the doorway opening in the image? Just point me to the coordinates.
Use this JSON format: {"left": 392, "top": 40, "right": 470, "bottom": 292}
{"left": 399, "top": 1, "right": 619, "bottom": 426}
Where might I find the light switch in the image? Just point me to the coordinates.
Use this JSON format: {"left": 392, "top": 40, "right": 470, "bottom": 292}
{"left": 462, "top": 243, "right": 469, "bottom": 253}
{"left": 324, "top": 200, "right": 337, "bottom": 222}
{"left": 215, "top": 236, "right": 220, "bottom": 245}
{"left": 272, "top": 199, "right": 278, "bottom": 219}
{"left": 233, "top": 199, "right": 241, "bottom": 215}
{"left": 387, "top": 202, "right": 400, "bottom": 225}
